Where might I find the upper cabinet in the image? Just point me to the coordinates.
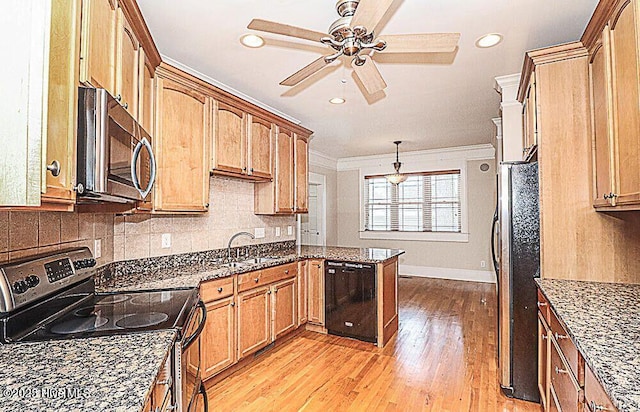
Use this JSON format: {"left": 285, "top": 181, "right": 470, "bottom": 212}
{"left": 587, "top": 0, "right": 640, "bottom": 210}
{"left": 294, "top": 135, "right": 309, "bottom": 213}
{"left": 521, "top": 72, "right": 538, "bottom": 160}
{"left": 115, "top": 5, "right": 140, "bottom": 117}
{"left": 154, "top": 65, "right": 211, "bottom": 213}
{"left": 212, "top": 102, "right": 246, "bottom": 176}
{"left": 247, "top": 115, "right": 274, "bottom": 180}
{"left": 79, "top": 0, "right": 117, "bottom": 95}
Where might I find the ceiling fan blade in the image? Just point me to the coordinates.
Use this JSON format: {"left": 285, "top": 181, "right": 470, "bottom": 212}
{"left": 352, "top": 57, "right": 387, "bottom": 95}
{"left": 350, "top": 0, "right": 395, "bottom": 33}
{"left": 248, "top": 19, "right": 327, "bottom": 43}
{"left": 381, "top": 33, "right": 460, "bottom": 53}
{"left": 280, "top": 56, "right": 330, "bottom": 86}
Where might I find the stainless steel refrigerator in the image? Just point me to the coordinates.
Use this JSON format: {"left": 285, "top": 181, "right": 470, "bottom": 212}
{"left": 492, "top": 161, "right": 540, "bottom": 402}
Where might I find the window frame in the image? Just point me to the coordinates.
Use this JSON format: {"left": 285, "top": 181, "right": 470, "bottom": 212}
{"left": 358, "top": 160, "right": 469, "bottom": 243}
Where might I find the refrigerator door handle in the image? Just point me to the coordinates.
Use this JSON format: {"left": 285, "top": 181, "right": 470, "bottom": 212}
{"left": 491, "top": 208, "right": 500, "bottom": 283}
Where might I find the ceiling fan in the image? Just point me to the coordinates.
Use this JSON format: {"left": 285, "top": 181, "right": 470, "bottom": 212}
{"left": 247, "top": 0, "right": 460, "bottom": 96}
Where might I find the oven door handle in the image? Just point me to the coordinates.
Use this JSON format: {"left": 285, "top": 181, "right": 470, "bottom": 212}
{"left": 183, "top": 300, "right": 207, "bottom": 351}
{"left": 130, "top": 136, "right": 156, "bottom": 199}
{"left": 199, "top": 382, "right": 209, "bottom": 412}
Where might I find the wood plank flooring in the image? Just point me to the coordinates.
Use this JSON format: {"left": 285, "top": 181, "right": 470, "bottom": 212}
{"left": 204, "top": 277, "right": 542, "bottom": 412}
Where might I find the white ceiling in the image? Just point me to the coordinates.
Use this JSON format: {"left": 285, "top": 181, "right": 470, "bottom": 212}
{"left": 137, "top": 0, "right": 598, "bottom": 158}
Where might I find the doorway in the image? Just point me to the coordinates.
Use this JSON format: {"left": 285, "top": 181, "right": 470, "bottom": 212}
{"left": 299, "top": 172, "right": 326, "bottom": 246}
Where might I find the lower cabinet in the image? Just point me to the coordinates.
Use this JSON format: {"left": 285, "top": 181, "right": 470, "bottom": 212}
{"left": 308, "top": 259, "right": 324, "bottom": 325}
{"left": 237, "top": 286, "right": 272, "bottom": 360}
{"left": 201, "top": 295, "right": 236, "bottom": 380}
{"left": 297, "top": 260, "right": 308, "bottom": 326}
{"left": 272, "top": 278, "right": 296, "bottom": 339}
{"left": 143, "top": 354, "right": 172, "bottom": 412}
{"left": 538, "top": 313, "right": 550, "bottom": 410}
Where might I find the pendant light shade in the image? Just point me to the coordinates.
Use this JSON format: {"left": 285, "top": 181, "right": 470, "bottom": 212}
{"left": 385, "top": 141, "right": 408, "bottom": 185}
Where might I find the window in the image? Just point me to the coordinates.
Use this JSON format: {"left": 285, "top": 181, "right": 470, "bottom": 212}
{"left": 364, "top": 170, "right": 461, "bottom": 233}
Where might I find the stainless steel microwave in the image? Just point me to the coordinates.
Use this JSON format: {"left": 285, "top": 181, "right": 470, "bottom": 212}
{"left": 76, "top": 87, "right": 156, "bottom": 203}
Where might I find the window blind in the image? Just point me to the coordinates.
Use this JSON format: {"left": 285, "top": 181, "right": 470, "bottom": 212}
{"left": 364, "top": 170, "right": 461, "bottom": 232}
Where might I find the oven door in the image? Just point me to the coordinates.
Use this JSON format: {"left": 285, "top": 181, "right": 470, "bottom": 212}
{"left": 180, "top": 300, "right": 207, "bottom": 412}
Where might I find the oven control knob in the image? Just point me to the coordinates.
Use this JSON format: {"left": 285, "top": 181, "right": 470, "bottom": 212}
{"left": 87, "top": 258, "right": 96, "bottom": 267}
{"left": 12, "top": 280, "right": 28, "bottom": 295}
{"left": 73, "top": 260, "right": 82, "bottom": 269}
{"left": 25, "top": 275, "right": 40, "bottom": 288}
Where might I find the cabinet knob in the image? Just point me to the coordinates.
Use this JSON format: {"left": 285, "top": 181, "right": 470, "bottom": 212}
{"left": 284, "top": 270, "right": 289, "bottom": 274}
{"left": 274, "top": 288, "right": 278, "bottom": 293}
{"left": 554, "top": 332, "right": 568, "bottom": 340}
{"left": 46, "top": 160, "right": 61, "bottom": 177}
{"left": 254, "top": 278, "right": 259, "bottom": 283}
{"left": 157, "top": 377, "right": 172, "bottom": 387}
{"left": 537, "top": 302, "right": 547, "bottom": 308}
{"left": 589, "top": 400, "right": 609, "bottom": 411}
{"left": 243, "top": 167, "right": 247, "bottom": 172}
{"left": 554, "top": 366, "right": 569, "bottom": 375}
{"left": 116, "top": 94, "right": 122, "bottom": 102}
{"left": 230, "top": 302, "right": 235, "bottom": 307}
{"left": 124, "top": 102, "right": 128, "bottom": 110}
{"left": 268, "top": 290, "right": 272, "bottom": 295}
{"left": 542, "top": 334, "right": 547, "bottom": 340}
{"left": 217, "top": 287, "right": 223, "bottom": 293}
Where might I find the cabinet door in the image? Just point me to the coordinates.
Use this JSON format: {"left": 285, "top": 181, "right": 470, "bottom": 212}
{"left": 201, "top": 296, "right": 236, "bottom": 380}
{"left": 79, "top": 0, "right": 116, "bottom": 95}
{"left": 589, "top": 29, "right": 616, "bottom": 207}
{"left": 237, "top": 286, "right": 271, "bottom": 359}
{"left": 276, "top": 128, "right": 294, "bottom": 213}
{"left": 521, "top": 73, "right": 537, "bottom": 158}
{"left": 213, "top": 101, "right": 245, "bottom": 175}
{"left": 248, "top": 115, "right": 274, "bottom": 179}
{"left": 154, "top": 75, "right": 210, "bottom": 212}
{"left": 138, "top": 49, "right": 155, "bottom": 135}
{"left": 538, "top": 315, "right": 550, "bottom": 411}
{"left": 609, "top": 0, "right": 640, "bottom": 205}
{"left": 297, "top": 260, "right": 308, "bottom": 326}
{"left": 294, "top": 135, "right": 309, "bottom": 213}
{"left": 115, "top": 6, "right": 139, "bottom": 117}
{"left": 272, "top": 278, "right": 296, "bottom": 339}
{"left": 43, "top": 0, "right": 82, "bottom": 206}
{"left": 308, "top": 259, "right": 324, "bottom": 325}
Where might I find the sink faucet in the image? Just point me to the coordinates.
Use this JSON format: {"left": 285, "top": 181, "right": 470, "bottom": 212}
{"left": 227, "top": 232, "right": 255, "bottom": 261}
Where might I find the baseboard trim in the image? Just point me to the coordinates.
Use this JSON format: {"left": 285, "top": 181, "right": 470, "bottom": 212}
{"left": 399, "top": 265, "right": 496, "bottom": 284}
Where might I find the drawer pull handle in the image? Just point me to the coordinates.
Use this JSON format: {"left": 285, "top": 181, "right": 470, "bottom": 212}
{"left": 157, "top": 377, "right": 172, "bottom": 387}
{"left": 284, "top": 270, "right": 289, "bottom": 274}
{"left": 537, "top": 302, "right": 547, "bottom": 308}
{"left": 230, "top": 302, "right": 235, "bottom": 307}
{"left": 589, "top": 400, "right": 609, "bottom": 411}
{"left": 554, "top": 332, "right": 568, "bottom": 340}
{"left": 217, "top": 287, "right": 223, "bottom": 293}
{"left": 542, "top": 334, "right": 547, "bottom": 340}
{"left": 554, "top": 366, "right": 569, "bottom": 375}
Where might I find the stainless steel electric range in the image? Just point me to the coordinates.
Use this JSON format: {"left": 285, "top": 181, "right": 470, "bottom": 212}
{"left": 0, "top": 248, "right": 208, "bottom": 412}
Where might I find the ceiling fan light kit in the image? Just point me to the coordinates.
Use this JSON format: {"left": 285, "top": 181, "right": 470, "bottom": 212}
{"left": 246, "top": 0, "right": 460, "bottom": 99}
{"left": 385, "top": 141, "right": 408, "bottom": 185}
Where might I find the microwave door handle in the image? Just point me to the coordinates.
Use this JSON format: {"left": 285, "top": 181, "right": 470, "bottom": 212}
{"left": 130, "top": 137, "right": 156, "bottom": 199}
{"left": 183, "top": 300, "right": 207, "bottom": 351}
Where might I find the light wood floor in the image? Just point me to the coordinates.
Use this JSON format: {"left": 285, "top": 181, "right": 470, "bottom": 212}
{"left": 205, "top": 277, "right": 542, "bottom": 412}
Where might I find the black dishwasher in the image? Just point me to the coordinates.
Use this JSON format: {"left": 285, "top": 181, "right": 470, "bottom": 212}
{"left": 324, "top": 261, "right": 377, "bottom": 343}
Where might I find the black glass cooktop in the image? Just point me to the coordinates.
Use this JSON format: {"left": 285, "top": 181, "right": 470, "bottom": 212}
{"left": 0, "top": 280, "right": 198, "bottom": 343}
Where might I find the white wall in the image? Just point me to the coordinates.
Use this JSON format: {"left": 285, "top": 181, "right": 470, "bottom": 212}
{"left": 309, "top": 151, "right": 339, "bottom": 245}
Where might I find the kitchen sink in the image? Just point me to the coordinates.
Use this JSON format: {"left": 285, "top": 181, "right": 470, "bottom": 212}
{"left": 219, "top": 257, "right": 279, "bottom": 269}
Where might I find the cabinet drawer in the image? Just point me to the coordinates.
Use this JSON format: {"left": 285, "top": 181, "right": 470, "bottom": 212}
{"left": 261, "top": 262, "right": 297, "bottom": 283}
{"left": 550, "top": 309, "right": 582, "bottom": 383}
{"left": 201, "top": 277, "right": 234, "bottom": 302}
{"left": 550, "top": 340, "right": 583, "bottom": 411}
{"left": 585, "top": 364, "right": 617, "bottom": 412}
{"left": 238, "top": 270, "right": 266, "bottom": 292}
{"left": 537, "top": 289, "right": 550, "bottom": 325}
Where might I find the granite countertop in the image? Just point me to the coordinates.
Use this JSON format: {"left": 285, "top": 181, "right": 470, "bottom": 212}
{"left": 98, "top": 245, "right": 404, "bottom": 293}
{"left": 536, "top": 278, "right": 640, "bottom": 412}
{"left": 0, "top": 330, "right": 176, "bottom": 412}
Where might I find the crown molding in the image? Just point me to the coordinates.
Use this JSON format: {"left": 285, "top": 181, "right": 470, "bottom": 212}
{"left": 494, "top": 73, "right": 521, "bottom": 103}
{"left": 162, "top": 55, "right": 302, "bottom": 126}
{"left": 309, "top": 150, "right": 338, "bottom": 170}
{"left": 337, "top": 144, "right": 495, "bottom": 171}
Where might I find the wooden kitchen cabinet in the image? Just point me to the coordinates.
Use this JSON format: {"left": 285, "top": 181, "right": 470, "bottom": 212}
{"left": 521, "top": 72, "right": 538, "bottom": 159}
{"left": 585, "top": 364, "right": 618, "bottom": 412}
{"left": 138, "top": 49, "right": 155, "bottom": 135}
{"left": 272, "top": 278, "right": 296, "bottom": 339}
{"left": 254, "top": 127, "right": 294, "bottom": 214}
{"left": 212, "top": 101, "right": 246, "bottom": 175}
{"left": 538, "top": 313, "right": 551, "bottom": 410}
{"left": 79, "top": 0, "right": 117, "bottom": 95}
{"left": 297, "top": 260, "right": 309, "bottom": 326}
{"left": 308, "top": 259, "right": 324, "bottom": 325}
{"left": 153, "top": 65, "right": 211, "bottom": 213}
{"left": 294, "top": 135, "right": 309, "bottom": 213}
{"left": 247, "top": 114, "right": 275, "bottom": 179}
{"left": 587, "top": 0, "right": 640, "bottom": 209}
{"left": 201, "top": 295, "right": 236, "bottom": 380}
{"left": 114, "top": 5, "right": 140, "bottom": 117}
{"left": 237, "top": 286, "right": 272, "bottom": 359}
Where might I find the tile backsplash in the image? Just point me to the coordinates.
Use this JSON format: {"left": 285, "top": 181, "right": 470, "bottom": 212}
{"left": 0, "top": 176, "right": 296, "bottom": 265}
{"left": 114, "top": 176, "right": 295, "bottom": 261}
{"left": 0, "top": 211, "right": 114, "bottom": 266}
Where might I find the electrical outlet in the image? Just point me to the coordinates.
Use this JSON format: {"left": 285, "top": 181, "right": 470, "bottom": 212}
{"left": 480, "top": 260, "right": 486, "bottom": 268}
{"left": 287, "top": 226, "right": 293, "bottom": 236}
{"left": 162, "top": 233, "right": 172, "bottom": 249}
{"left": 254, "top": 228, "right": 265, "bottom": 239}
{"left": 94, "top": 239, "right": 102, "bottom": 259}
{"left": 275, "top": 227, "right": 281, "bottom": 237}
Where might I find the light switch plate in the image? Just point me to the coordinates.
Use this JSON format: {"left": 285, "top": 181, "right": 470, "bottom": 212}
{"left": 275, "top": 227, "right": 281, "bottom": 237}
{"left": 94, "top": 239, "right": 102, "bottom": 259}
{"left": 287, "top": 226, "right": 293, "bottom": 236}
{"left": 162, "top": 233, "right": 172, "bottom": 249}
{"left": 254, "top": 228, "right": 266, "bottom": 239}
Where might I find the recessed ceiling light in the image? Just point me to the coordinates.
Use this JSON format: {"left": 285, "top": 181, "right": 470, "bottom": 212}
{"left": 329, "top": 97, "right": 345, "bottom": 104}
{"left": 240, "top": 34, "right": 265, "bottom": 48}
{"left": 476, "top": 33, "right": 503, "bottom": 48}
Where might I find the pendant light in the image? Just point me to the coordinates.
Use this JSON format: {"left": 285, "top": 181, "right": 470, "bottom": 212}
{"left": 385, "top": 141, "right": 408, "bottom": 185}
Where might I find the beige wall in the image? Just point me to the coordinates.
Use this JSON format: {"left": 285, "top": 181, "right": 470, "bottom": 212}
{"left": 337, "top": 159, "right": 496, "bottom": 273}
{"left": 114, "top": 176, "right": 296, "bottom": 260}
{"left": 0, "top": 211, "right": 115, "bottom": 266}
{"left": 309, "top": 163, "right": 338, "bottom": 245}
